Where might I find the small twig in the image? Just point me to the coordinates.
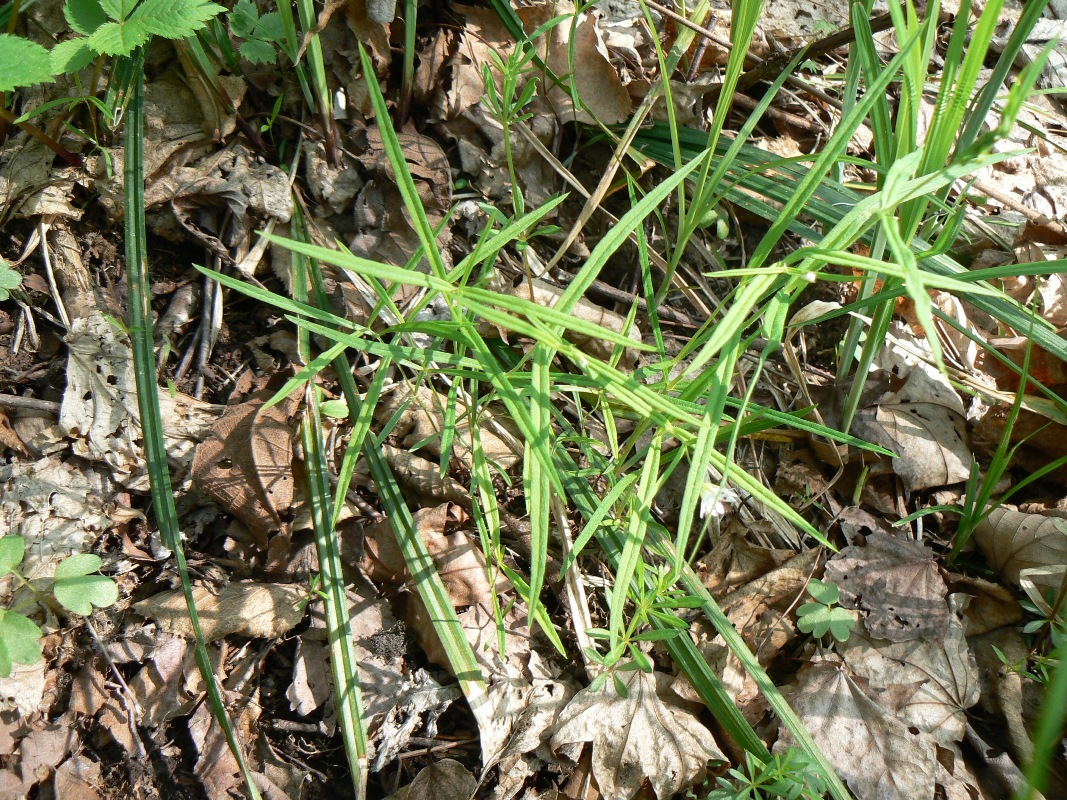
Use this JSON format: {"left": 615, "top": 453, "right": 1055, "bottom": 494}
{"left": 0, "top": 107, "right": 83, "bottom": 169}
{"left": 0, "top": 394, "right": 60, "bottom": 413}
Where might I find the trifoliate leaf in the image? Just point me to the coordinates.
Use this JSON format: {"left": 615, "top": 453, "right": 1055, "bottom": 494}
{"left": 806, "top": 579, "right": 840, "bottom": 605}
{"left": 51, "top": 38, "right": 96, "bottom": 75}
{"left": 228, "top": 0, "right": 259, "bottom": 38}
{"left": 0, "top": 610, "right": 42, "bottom": 677}
{"left": 64, "top": 0, "right": 108, "bottom": 35}
{"left": 54, "top": 574, "right": 119, "bottom": 616}
{"left": 0, "top": 536, "right": 25, "bottom": 578}
{"left": 0, "top": 35, "right": 55, "bottom": 92}
{"left": 797, "top": 602, "right": 856, "bottom": 642}
{"left": 239, "top": 38, "right": 276, "bottom": 65}
{"left": 54, "top": 553, "right": 118, "bottom": 615}
{"left": 55, "top": 553, "right": 104, "bottom": 579}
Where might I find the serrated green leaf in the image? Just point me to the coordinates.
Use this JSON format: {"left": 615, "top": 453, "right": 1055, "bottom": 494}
{"left": 54, "top": 574, "right": 119, "bottom": 616}
{"left": 0, "top": 35, "right": 55, "bottom": 92}
{"left": 0, "top": 610, "right": 42, "bottom": 677}
{"left": 806, "top": 579, "right": 840, "bottom": 605}
{"left": 137, "top": 0, "right": 226, "bottom": 41}
{"left": 55, "top": 552, "right": 103, "bottom": 579}
{"left": 98, "top": 0, "right": 139, "bottom": 22}
{"left": 64, "top": 0, "right": 108, "bottom": 34}
{"left": 255, "top": 12, "right": 284, "bottom": 42}
{"left": 239, "top": 39, "right": 275, "bottom": 64}
{"left": 228, "top": 0, "right": 259, "bottom": 37}
{"left": 86, "top": 20, "right": 151, "bottom": 56}
{"left": 0, "top": 536, "right": 25, "bottom": 578}
{"left": 50, "top": 38, "right": 95, "bottom": 75}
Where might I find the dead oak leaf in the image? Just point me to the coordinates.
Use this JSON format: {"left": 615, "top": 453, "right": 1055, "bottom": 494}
{"left": 549, "top": 669, "right": 723, "bottom": 800}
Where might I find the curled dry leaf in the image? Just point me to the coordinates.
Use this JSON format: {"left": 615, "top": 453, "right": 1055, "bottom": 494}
{"left": 376, "top": 383, "right": 522, "bottom": 471}
{"left": 972, "top": 507, "right": 1067, "bottom": 612}
{"left": 381, "top": 444, "right": 471, "bottom": 508}
{"left": 851, "top": 362, "right": 972, "bottom": 493}
{"left": 824, "top": 532, "right": 950, "bottom": 642}
{"left": 191, "top": 392, "right": 297, "bottom": 541}
{"left": 133, "top": 582, "right": 306, "bottom": 641}
{"left": 550, "top": 669, "right": 724, "bottom": 800}
{"left": 388, "top": 759, "right": 477, "bottom": 800}
{"left": 363, "top": 504, "right": 506, "bottom": 607}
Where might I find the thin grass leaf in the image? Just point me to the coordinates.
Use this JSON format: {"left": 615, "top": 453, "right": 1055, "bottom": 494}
{"left": 303, "top": 389, "right": 369, "bottom": 798}
{"left": 122, "top": 49, "right": 262, "bottom": 800}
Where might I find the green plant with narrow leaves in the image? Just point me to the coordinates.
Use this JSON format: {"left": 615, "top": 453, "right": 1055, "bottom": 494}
{"left": 693, "top": 749, "right": 830, "bottom": 800}
{"left": 0, "top": 535, "right": 118, "bottom": 677}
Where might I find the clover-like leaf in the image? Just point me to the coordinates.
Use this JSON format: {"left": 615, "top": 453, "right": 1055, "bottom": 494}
{"left": 0, "top": 609, "right": 43, "bottom": 677}
{"left": 797, "top": 602, "right": 856, "bottom": 642}
{"left": 53, "top": 553, "right": 118, "bottom": 616}
{"left": 0, "top": 536, "right": 24, "bottom": 578}
{"left": 806, "top": 578, "right": 840, "bottom": 605}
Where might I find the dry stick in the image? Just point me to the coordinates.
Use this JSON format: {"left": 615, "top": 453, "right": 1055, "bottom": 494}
{"left": 0, "top": 394, "right": 60, "bottom": 413}
{"left": 0, "top": 107, "right": 83, "bottom": 169}
{"left": 971, "top": 178, "right": 1067, "bottom": 241}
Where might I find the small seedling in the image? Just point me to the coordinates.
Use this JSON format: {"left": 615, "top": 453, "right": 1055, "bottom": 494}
{"left": 695, "top": 749, "right": 830, "bottom": 800}
{"left": 0, "top": 535, "right": 119, "bottom": 677}
{"left": 796, "top": 579, "right": 855, "bottom": 643}
{"left": 0, "top": 260, "right": 22, "bottom": 302}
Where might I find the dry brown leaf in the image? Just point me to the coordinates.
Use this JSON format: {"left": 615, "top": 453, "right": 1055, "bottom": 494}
{"left": 780, "top": 660, "right": 937, "bottom": 800}
{"left": 839, "top": 610, "right": 979, "bottom": 746}
{"left": 382, "top": 444, "right": 472, "bottom": 507}
{"left": 546, "top": 13, "right": 632, "bottom": 125}
{"left": 851, "top": 362, "right": 971, "bottom": 493}
{"left": 364, "top": 504, "right": 505, "bottom": 607}
{"left": 824, "top": 532, "right": 950, "bottom": 641}
{"left": 128, "top": 634, "right": 195, "bottom": 728}
{"left": 389, "top": 759, "right": 478, "bottom": 800}
{"left": 346, "top": 125, "right": 452, "bottom": 269}
{"left": 549, "top": 669, "right": 724, "bottom": 800}
{"left": 134, "top": 582, "right": 306, "bottom": 641}
{"left": 54, "top": 755, "right": 104, "bottom": 800}
{"left": 192, "top": 392, "right": 297, "bottom": 541}
{"left": 947, "top": 573, "right": 1023, "bottom": 636}
{"left": 972, "top": 507, "right": 1067, "bottom": 609}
